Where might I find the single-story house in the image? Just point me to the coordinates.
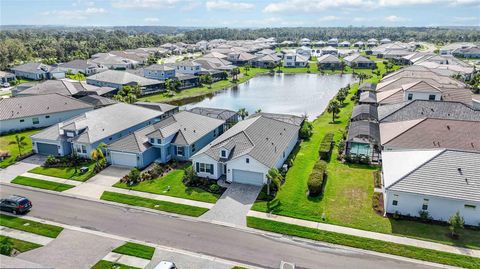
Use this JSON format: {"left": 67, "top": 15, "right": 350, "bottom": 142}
{"left": 90, "top": 53, "right": 138, "bottom": 70}
{"left": 339, "top": 41, "right": 351, "bottom": 47}
{"left": 343, "top": 54, "right": 376, "bottom": 69}
{"left": 227, "top": 52, "right": 257, "bottom": 66}
{"left": 13, "top": 79, "right": 116, "bottom": 98}
{"left": 346, "top": 120, "right": 380, "bottom": 161}
{"left": 283, "top": 53, "right": 309, "bottom": 67}
{"left": 353, "top": 41, "right": 365, "bottom": 48}
{"left": 382, "top": 149, "right": 479, "bottom": 226}
{"left": 188, "top": 107, "right": 239, "bottom": 129}
{"left": 0, "top": 71, "right": 16, "bottom": 84}
{"left": 31, "top": 103, "right": 163, "bottom": 158}
{"left": 248, "top": 112, "right": 305, "bottom": 127}
{"left": 317, "top": 54, "right": 342, "bottom": 70}
{"left": 11, "top": 63, "right": 65, "bottom": 80}
{"left": 350, "top": 104, "right": 378, "bottom": 122}
{"left": 0, "top": 94, "right": 93, "bottom": 134}
{"left": 321, "top": 46, "right": 338, "bottom": 56}
{"left": 327, "top": 38, "right": 339, "bottom": 47}
{"left": 86, "top": 70, "right": 164, "bottom": 94}
{"left": 176, "top": 73, "right": 200, "bottom": 89}
{"left": 191, "top": 115, "right": 300, "bottom": 185}
{"left": 58, "top": 59, "right": 106, "bottom": 75}
{"left": 252, "top": 54, "right": 281, "bottom": 68}
{"left": 134, "top": 101, "right": 179, "bottom": 119}
{"left": 107, "top": 111, "right": 225, "bottom": 168}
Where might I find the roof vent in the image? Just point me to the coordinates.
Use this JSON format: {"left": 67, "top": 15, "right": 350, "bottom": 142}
{"left": 457, "top": 168, "right": 463, "bottom": 175}
{"left": 465, "top": 178, "right": 469, "bottom": 184}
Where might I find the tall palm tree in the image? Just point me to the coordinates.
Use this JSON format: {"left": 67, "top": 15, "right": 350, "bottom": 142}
{"left": 266, "top": 168, "right": 283, "bottom": 196}
{"left": 237, "top": 108, "right": 249, "bottom": 120}
{"left": 91, "top": 143, "right": 107, "bottom": 172}
{"left": 231, "top": 68, "right": 240, "bottom": 81}
{"left": 9, "top": 135, "right": 27, "bottom": 156}
{"left": 327, "top": 100, "right": 341, "bottom": 123}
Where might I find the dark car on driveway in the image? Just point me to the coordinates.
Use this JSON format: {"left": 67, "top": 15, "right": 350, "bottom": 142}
{"left": 0, "top": 195, "right": 32, "bottom": 215}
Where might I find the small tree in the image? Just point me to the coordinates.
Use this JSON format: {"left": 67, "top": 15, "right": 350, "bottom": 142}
{"left": 0, "top": 237, "right": 13, "bottom": 256}
{"left": 336, "top": 91, "right": 346, "bottom": 105}
{"left": 237, "top": 108, "right": 249, "bottom": 120}
{"left": 266, "top": 168, "right": 283, "bottom": 196}
{"left": 244, "top": 65, "right": 251, "bottom": 76}
{"left": 448, "top": 211, "right": 465, "bottom": 238}
{"left": 327, "top": 100, "right": 341, "bottom": 123}
{"left": 231, "top": 68, "right": 240, "bottom": 81}
{"left": 91, "top": 143, "right": 107, "bottom": 173}
{"left": 9, "top": 134, "right": 27, "bottom": 156}
{"left": 127, "top": 168, "right": 141, "bottom": 185}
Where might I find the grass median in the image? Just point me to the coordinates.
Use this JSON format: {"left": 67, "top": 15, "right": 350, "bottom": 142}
{"left": 91, "top": 260, "right": 140, "bottom": 269}
{"left": 0, "top": 235, "right": 42, "bottom": 254}
{"left": 247, "top": 217, "right": 480, "bottom": 269}
{"left": 100, "top": 191, "right": 209, "bottom": 217}
{"left": 112, "top": 242, "right": 155, "bottom": 260}
{"left": 0, "top": 213, "right": 63, "bottom": 238}
{"left": 29, "top": 161, "right": 96, "bottom": 182}
{"left": 11, "top": 176, "right": 76, "bottom": 192}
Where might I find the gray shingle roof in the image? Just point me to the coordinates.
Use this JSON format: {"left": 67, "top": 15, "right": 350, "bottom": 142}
{"left": 144, "top": 64, "right": 175, "bottom": 71}
{"left": 78, "top": 95, "right": 117, "bottom": 108}
{"left": 59, "top": 59, "right": 99, "bottom": 70}
{"left": 87, "top": 70, "right": 161, "bottom": 86}
{"left": 317, "top": 54, "right": 341, "bottom": 64}
{"left": 249, "top": 112, "right": 305, "bottom": 126}
{"left": 11, "top": 62, "right": 54, "bottom": 74}
{"left": 193, "top": 116, "right": 300, "bottom": 168}
{"left": 378, "top": 100, "right": 480, "bottom": 123}
{"left": 134, "top": 101, "right": 178, "bottom": 113}
{"left": 385, "top": 149, "right": 480, "bottom": 202}
{"left": 16, "top": 79, "right": 112, "bottom": 97}
{"left": 0, "top": 94, "right": 93, "bottom": 121}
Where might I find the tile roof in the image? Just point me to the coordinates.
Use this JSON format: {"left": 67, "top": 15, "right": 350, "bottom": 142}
{"left": 317, "top": 54, "right": 341, "bottom": 63}
{"left": 0, "top": 94, "right": 93, "bottom": 121}
{"left": 249, "top": 112, "right": 305, "bottom": 126}
{"left": 134, "top": 101, "right": 178, "bottom": 113}
{"left": 16, "top": 79, "right": 113, "bottom": 97}
{"left": 78, "top": 95, "right": 117, "bottom": 107}
{"left": 11, "top": 62, "right": 55, "bottom": 74}
{"left": 86, "top": 70, "right": 161, "bottom": 86}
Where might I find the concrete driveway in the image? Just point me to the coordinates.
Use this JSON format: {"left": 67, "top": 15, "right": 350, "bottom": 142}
{"left": 18, "top": 229, "right": 123, "bottom": 269}
{"left": 0, "top": 155, "right": 46, "bottom": 183}
{"left": 200, "top": 183, "right": 262, "bottom": 226}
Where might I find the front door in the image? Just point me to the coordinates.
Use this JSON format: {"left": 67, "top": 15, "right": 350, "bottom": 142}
{"left": 223, "top": 164, "right": 227, "bottom": 175}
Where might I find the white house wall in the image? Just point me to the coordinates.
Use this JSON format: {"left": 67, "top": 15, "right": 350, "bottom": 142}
{"left": 192, "top": 154, "right": 221, "bottom": 180}
{"left": 225, "top": 155, "right": 269, "bottom": 184}
{"left": 385, "top": 190, "right": 480, "bottom": 226}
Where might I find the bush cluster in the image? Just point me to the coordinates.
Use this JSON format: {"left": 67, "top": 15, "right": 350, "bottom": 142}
{"left": 299, "top": 121, "right": 313, "bottom": 140}
{"left": 182, "top": 166, "right": 224, "bottom": 194}
{"left": 44, "top": 155, "right": 89, "bottom": 168}
{"left": 318, "top": 132, "right": 335, "bottom": 161}
{"left": 307, "top": 160, "right": 327, "bottom": 197}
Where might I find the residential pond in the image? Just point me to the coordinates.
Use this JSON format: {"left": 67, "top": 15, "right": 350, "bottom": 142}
{"left": 175, "top": 73, "right": 357, "bottom": 121}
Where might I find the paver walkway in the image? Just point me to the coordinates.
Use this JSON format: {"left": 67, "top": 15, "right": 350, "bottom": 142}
{"left": 103, "top": 252, "right": 151, "bottom": 268}
{"left": 18, "top": 229, "right": 123, "bottom": 269}
{"left": 200, "top": 183, "right": 262, "bottom": 226}
{"left": 22, "top": 172, "right": 82, "bottom": 186}
{"left": 248, "top": 211, "right": 480, "bottom": 258}
{"left": 0, "top": 225, "right": 54, "bottom": 245}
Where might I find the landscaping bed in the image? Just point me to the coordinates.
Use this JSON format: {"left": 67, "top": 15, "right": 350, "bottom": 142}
{"left": 11, "top": 176, "right": 76, "bottom": 192}
{"left": 247, "top": 217, "right": 480, "bottom": 269}
{"left": 0, "top": 213, "right": 63, "bottom": 238}
{"left": 29, "top": 156, "right": 97, "bottom": 182}
{"left": 100, "top": 191, "right": 209, "bottom": 217}
{"left": 112, "top": 242, "right": 155, "bottom": 260}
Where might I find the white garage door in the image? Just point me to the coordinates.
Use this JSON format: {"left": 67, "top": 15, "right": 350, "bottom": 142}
{"left": 232, "top": 169, "right": 264, "bottom": 186}
{"left": 110, "top": 152, "right": 138, "bottom": 167}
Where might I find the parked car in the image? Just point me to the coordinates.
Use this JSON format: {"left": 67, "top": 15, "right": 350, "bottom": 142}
{"left": 0, "top": 195, "right": 32, "bottom": 214}
{"left": 1, "top": 82, "right": 10, "bottom": 88}
{"left": 154, "top": 261, "right": 177, "bottom": 269}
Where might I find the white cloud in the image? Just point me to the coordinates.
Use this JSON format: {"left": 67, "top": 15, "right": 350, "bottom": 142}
{"left": 384, "top": 15, "right": 407, "bottom": 22}
{"left": 41, "top": 7, "right": 106, "bottom": 20}
{"left": 112, "top": 0, "right": 182, "bottom": 9}
{"left": 264, "top": 0, "right": 374, "bottom": 13}
{"left": 453, "top": 16, "right": 479, "bottom": 22}
{"left": 206, "top": 1, "right": 255, "bottom": 11}
{"left": 318, "top": 16, "right": 340, "bottom": 22}
{"left": 144, "top": 17, "right": 160, "bottom": 23}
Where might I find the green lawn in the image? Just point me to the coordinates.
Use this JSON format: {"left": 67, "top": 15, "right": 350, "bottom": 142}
{"left": 91, "top": 260, "right": 139, "bottom": 269}
{"left": 29, "top": 161, "right": 96, "bottom": 182}
{"left": 11, "top": 176, "right": 76, "bottom": 192}
{"left": 251, "top": 75, "right": 480, "bottom": 249}
{"left": 100, "top": 191, "right": 209, "bottom": 217}
{"left": 0, "top": 213, "right": 63, "bottom": 238}
{"left": 113, "top": 167, "right": 220, "bottom": 203}
{"left": 0, "top": 235, "right": 42, "bottom": 254}
{"left": 112, "top": 242, "right": 155, "bottom": 260}
{"left": 247, "top": 217, "right": 480, "bottom": 269}
{"left": 0, "top": 129, "right": 39, "bottom": 168}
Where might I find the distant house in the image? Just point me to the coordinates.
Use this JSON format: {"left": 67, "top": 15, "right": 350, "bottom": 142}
{"left": 296, "top": 47, "right": 312, "bottom": 59}
{"left": 0, "top": 94, "right": 93, "bottom": 134}
{"left": 188, "top": 107, "right": 238, "bottom": 129}
{"left": 134, "top": 101, "right": 179, "bottom": 118}
{"left": 353, "top": 41, "right": 365, "bottom": 48}
{"left": 0, "top": 71, "right": 16, "bottom": 84}
{"left": 107, "top": 111, "right": 225, "bottom": 168}
{"left": 90, "top": 53, "right": 138, "bottom": 70}
{"left": 191, "top": 115, "right": 300, "bottom": 185}
{"left": 13, "top": 79, "right": 116, "bottom": 98}
{"left": 252, "top": 54, "right": 281, "bottom": 68}
{"left": 339, "top": 41, "right": 351, "bottom": 47}
{"left": 173, "top": 60, "right": 202, "bottom": 75}
{"left": 367, "top": 38, "right": 378, "bottom": 47}
{"left": 11, "top": 63, "right": 65, "bottom": 80}
{"left": 317, "top": 54, "right": 342, "bottom": 70}
{"left": 283, "top": 53, "right": 309, "bottom": 67}
{"left": 327, "top": 38, "right": 339, "bottom": 47}
{"left": 321, "top": 46, "right": 338, "bottom": 56}
{"left": 227, "top": 52, "right": 256, "bottom": 66}
{"left": 439, "top": 42, "right": 477, "bottom": 56}
{"left": 58, "top": 59, "right": 106, "bottom": 75}
{"left": 86, "top": 70, "right": 164, "bottom": 94}
{"left": 143, "top": 64, "right": 176, "bottom": 80}
{"left": 31, "top": 103, "right": 163, "bottom": 157}
{"left": 382, "top": 149, "right": 480, "bottom": 226}
{"left": 452, "top": 46, "right": 480, "bottom": 58}
{"left": 380, "top": 38, "right": 392, "bottom": 44}
{"left": 248, "top": 112, "right": 305, "bottom": 126}
{"left": 346, "top": 120, "right": 380, "bottom": 161}
{"left": 343, "top": 54, "right": 376, "bottom": 69}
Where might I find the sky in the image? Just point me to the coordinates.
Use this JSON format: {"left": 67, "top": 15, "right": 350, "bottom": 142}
{"left": 1, "top": 0, "right": 479, "bottom": 28}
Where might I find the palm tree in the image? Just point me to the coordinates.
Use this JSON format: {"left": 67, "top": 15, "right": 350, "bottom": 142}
{"left": 255, "top": 108, "right": 262, "bottom": 113}
{"left": 244, "top": 65, "right": 251, "bottom": 76}
{"left": 327, "top": 100, "right": 341, "bottom": 123}
{"left": 266, "top": 168, "right": 283, "bottom": 196}
{"left": 9, "top": 135, "right": 27, "bottom": 156}
{"left": 336, "top": 91, "right": 346, "bottom": 106}
{"left": 237, "top": 108, "right": 249, "bottom": 120}
{"left": 91, "top": 143, "right": 107, "bottom": 172}
{"left": 231, "top": 68, "right": 240, "bottom": 81}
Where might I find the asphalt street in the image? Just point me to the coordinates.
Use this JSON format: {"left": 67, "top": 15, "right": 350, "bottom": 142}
{"left": 0, "top": 184, "right": 441, "bottom": 269}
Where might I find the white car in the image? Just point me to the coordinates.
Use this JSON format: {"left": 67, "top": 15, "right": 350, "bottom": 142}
{"left": 154, "top": 261, "right": 177, "bottom": 269}
{"left": 1, "top": 82, "right": 10, "bottom": 88}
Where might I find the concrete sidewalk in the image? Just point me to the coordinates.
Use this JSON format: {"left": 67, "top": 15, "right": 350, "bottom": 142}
{"left": 0, "top": 225, "right": 54, "bottom": 245}
{"left": 248, "top": 211, "right": 480, "bottom": 258}
{"left": 22, "top": 172, "right": 82, "bottom": 186}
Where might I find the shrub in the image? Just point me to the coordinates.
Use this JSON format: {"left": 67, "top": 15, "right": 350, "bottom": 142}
{"left": 318, "top": 132, "right": 335, "bottom": 161}
{"left": 0, "top": 237, "right": 13, "bottom": 256}
{"left": 182, "top": 166, "right": 197, "bottom": 186}
{"left": 126, "top": 168, "right": 141, "bottom": 185}
{"left": 45, "top": 155, "right": 57, "bottom": 166}
{"left": 299, "top": 121, "right": 313, "bottom": 139}
{"left": 418, "top": 210, "right": 431, "bottom": 222}
{"left": 307, "top": 160, "right": 327, "bottom": 197}
{"left": 209, "top": 184, "right": 221, "bottom": 194}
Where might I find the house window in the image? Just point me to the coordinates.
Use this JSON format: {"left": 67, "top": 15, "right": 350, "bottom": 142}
{"left": 422, "top": 199, "right": 429, "bottom": 210}
{"left": 157, "top": 139, "right": 161, "bottom": 144}
{"left": 81, "top": 145, "right": 87, "bottom": 154}
{"left": 177, "top": 146, "right": 184, "bottom": 156}
{"left": 221, "top": 150, "right": 227, "bottom": 158}
{"left": 246, "top": 158, "right": 250, "bottom": 164}
{"left": 428, "top": 94, "right": 436, "bottom": 100}
{"left": 213, "top": 129, "right": 217, "bottom": 137}
{"left": 45, "top": 115, "right": 50, "bottom": 118}
{"left": 407, "top": 93, "right": 413, "bottom": 100}
{"left": 465, "top": 204, "right": 476, "bottom": 210}
{"left": 192, "top": 143, "right": 196, "bottom": 152}
{"left": 76, "top": 145, "right": 82, "bottom": 153}
{"left": 392, "top": 200, "right": 398, "bottom": 206}
{"left": 198, "top": 163, "right": 213, "bottom": 174}
{"left": 20, "top": 119, "right": 24, "bottom": 122}
{"left": 392, "top": 194, "right": 399, "bottom": 206}
{"left": 150, "top": 138, "right": 155, "bottom": 144}
{"left": 32, "top": 117, "right": 39, "bottom": 124}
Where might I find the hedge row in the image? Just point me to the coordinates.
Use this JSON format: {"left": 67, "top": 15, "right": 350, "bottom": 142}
{"left": 307, "top": 160, "right": 327, "bottom": 197}
{"left": 319, "top": 132, "right": 335, "bottom": 160}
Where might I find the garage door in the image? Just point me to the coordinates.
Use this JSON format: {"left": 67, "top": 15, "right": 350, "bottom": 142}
{"left": 36, "top": 143, "right": 58, "bottom": 156}
{"left": 110, "top": 152, "right": 138, "bottom": 167}
{"left": 232, "top": 169, "right": 264, "bottom": 186}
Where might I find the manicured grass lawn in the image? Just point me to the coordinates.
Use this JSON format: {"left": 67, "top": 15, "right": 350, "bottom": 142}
{"left": 251, "top": 75, "right": 480, "bottom": 250}
{"left": 29, "top": 161, "right": 96, "bottom": 182}
{"left": 113, "top": 242, "right": 155, "bottom": 260}
{"left": 113, "top": 167, "right": 220, "bottom": 203}
{"left": 0, "top": 213, "right": 63, "bottom": 238}
{"left": 100, "top": 191, "right": 209, "bottom": 217}
{"left": 0, "top": 129, "right": 39, "bottom": 168}
{"left": 91, "top": 260, "right": 139, "bottom": 269}
{"left": 11, "top": 176, "right": 76, "bottom": 192}
{"left": 247, "top": 217, "right": 480, "bottom": 269}
{"left": 0, "top": 235, "right": 42, "bottom": 254}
